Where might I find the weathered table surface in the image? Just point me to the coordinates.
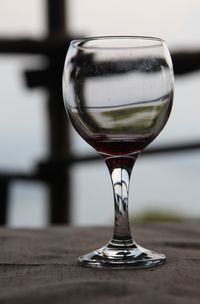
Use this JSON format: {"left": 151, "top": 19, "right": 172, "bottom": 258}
{"left": 0, "top": 222, "right": 200, "bottom": 304}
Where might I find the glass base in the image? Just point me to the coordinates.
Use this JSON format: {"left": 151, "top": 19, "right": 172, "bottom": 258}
{"left": 79, "top": 240, "right": 166, "bottom": 269}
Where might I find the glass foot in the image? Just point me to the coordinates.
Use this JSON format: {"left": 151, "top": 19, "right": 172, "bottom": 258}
{"left": 79, "top": 240, "right": 166, "bottom": 269}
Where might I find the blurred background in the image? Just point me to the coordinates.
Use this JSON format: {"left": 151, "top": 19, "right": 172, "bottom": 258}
{"left": 0, "top": 0, "right": 200, "bottom": 227}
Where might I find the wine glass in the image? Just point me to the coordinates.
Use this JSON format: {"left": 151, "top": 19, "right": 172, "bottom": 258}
{"left": 62, "top": 36, "right": 174, "bottom": 268}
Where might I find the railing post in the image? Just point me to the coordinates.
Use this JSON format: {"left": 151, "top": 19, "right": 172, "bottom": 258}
{"left": 47, "top": 88, "right": 71, "bottom": 224}
{"left": 0, "top": 180, "right": 9, "bottom": 225}
{"left": 45, "top": 0, "right": 71, "bottom": 224}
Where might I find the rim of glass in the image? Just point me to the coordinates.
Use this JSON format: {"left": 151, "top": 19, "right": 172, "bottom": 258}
{"left": 70, "top": 36, "right": 165, "bottom": 51}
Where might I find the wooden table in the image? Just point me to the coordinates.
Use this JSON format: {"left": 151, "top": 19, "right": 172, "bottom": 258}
{"left": 0, "top": 222, "right": 200, "bottom": 303}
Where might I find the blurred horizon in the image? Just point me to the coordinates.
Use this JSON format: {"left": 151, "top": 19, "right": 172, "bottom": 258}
{"left": 0, "top": 0, "right": 200, "bottom": 226}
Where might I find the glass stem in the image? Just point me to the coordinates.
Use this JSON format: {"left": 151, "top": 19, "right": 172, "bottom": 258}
{"left": 105, "top": 153, "right": 139, "bottom": 246}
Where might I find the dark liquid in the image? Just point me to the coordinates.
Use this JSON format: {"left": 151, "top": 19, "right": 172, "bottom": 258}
{"left": 89, "top": 138, "right": 151, "bottom": 156}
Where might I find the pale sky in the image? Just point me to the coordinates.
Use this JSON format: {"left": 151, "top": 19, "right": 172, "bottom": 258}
{"left": 1, "top": 0, "right": 200, "bottom": 49}
{"left": 0, "top": 0, "right": 200, "bottom": 226}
